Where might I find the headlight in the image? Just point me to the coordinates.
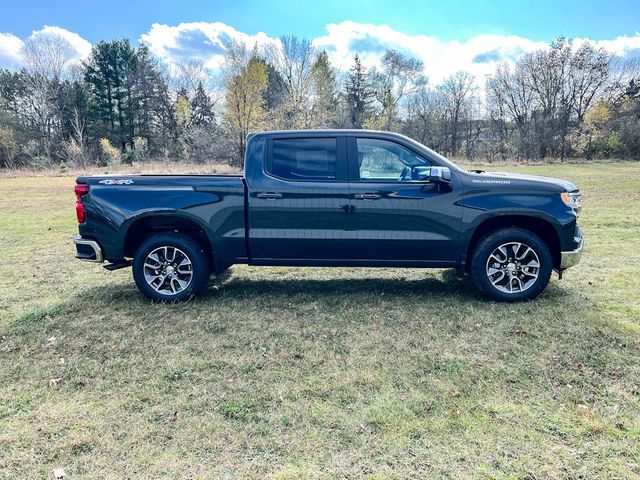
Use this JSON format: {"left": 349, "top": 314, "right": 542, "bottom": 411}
{"left": 561, "top": 191, "right": 582, "bottom": 213}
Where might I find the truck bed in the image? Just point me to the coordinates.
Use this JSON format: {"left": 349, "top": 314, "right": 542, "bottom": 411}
{"left": 76, "top": 174, "right": 247, "bottom": 266}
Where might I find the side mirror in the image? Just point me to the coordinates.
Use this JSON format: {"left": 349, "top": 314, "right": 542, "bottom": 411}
{"left": 427, "top": 166, "right": 451, "bottom": 184}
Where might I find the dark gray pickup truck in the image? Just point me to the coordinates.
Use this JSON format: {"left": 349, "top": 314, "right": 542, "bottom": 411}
{"left": 73, "top": 130, "right": 583, "bottom": 302}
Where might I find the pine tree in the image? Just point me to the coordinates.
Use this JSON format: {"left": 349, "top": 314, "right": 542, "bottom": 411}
{"left": 310, "top": 51, "right": 338, "bottom": 128}
{"left": 84, "top": 40, "right": 166, "bottom": 152}
{"left": 191, "top": 81, "right": 215, "bottom": 127}
{"left": 345, "top": 54, "right": 372, "bottom": 128}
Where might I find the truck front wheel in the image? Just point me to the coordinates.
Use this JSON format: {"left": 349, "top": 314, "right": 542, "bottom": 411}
{"left": 470, "top": 228, "right": 552, "bottom": 302}
{"left": 133, "top": 233, "right": 210, "bottom": 302}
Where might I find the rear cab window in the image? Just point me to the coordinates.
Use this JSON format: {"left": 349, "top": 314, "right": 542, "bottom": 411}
{"left": 267, "top": 137, "right": 347, "bottom": 181}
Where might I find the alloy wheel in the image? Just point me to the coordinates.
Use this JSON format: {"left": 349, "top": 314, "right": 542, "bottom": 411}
{"left": 143, "top": 246, "right": 193, "bottom": 295}
{"left": 485, "top": 242, "right": 540, "bottom": 294}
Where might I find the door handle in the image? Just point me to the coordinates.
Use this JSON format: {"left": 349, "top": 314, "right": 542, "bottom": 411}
{"left": 354, "top": 192, "right": 381, "bottom": 200}
{"left": 256, "top": 192, "right": 282, "bottom": 200}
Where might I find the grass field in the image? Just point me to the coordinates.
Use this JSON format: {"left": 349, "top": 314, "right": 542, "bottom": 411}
{"left": 0, "top": 162, "right": 639, "bottom": 479}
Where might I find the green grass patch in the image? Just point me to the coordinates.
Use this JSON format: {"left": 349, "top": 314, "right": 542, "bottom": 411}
{"left": 12, "top": 304, "right": 63, "bottom": 326}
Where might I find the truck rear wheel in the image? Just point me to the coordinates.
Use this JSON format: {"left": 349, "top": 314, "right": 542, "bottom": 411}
{"left": 470, "top": 227, "right": 552, "bottom": 302}
{"left": 133, "top": 233, "right": 210, "bottom": 302}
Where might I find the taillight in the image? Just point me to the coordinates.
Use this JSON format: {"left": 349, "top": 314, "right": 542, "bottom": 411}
{"left": 75, "top": 184, "right": 89, "bottom": 223}
{"left": 75, "top": 184, "right": 89, "bottom": 196}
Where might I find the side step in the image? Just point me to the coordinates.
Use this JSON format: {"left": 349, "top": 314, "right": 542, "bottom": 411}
{"left": 103, "top": 260, "right": 133, "bottom": 271}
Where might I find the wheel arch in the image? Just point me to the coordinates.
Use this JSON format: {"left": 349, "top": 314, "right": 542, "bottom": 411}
{"left": 465, "top": 215, "right": 561, "bottom": 270}
{"left": 122, "top": 212, "right": 218, "bottom": 271}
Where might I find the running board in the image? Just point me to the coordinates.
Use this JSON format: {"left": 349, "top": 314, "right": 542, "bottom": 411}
{"left": 103, "top": 260, "right": 133, "bottom": 271}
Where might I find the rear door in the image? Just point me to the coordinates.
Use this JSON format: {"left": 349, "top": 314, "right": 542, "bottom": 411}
{"left": 345, "top": 136, "right": 462, "bottom": 263}
{"left": 248, "top": 135, "right": 352, "bottom": 261}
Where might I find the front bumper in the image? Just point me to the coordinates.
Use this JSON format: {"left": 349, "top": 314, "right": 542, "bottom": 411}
{"left": 72, "top": 235, "right": 104, "bottom": 263}
{"left": 560, "top": 228, "right": 584, "bottom": 269}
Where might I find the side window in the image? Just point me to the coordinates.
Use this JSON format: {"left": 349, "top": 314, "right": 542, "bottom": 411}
{"left": 356, "top": 138, "right": 431, "bottom": 182}
{"left": 270, "top": 138, "right": 337, "bottom": 180}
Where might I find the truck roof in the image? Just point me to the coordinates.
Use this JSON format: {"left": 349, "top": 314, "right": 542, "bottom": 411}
{"left": 249, "top": 129, "right": 410, "bottom": 138}
{"left": 248, "top": 129, "right": 461, "bottom": 172}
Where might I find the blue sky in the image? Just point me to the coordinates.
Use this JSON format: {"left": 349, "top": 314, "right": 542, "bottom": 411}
{"left": 1, "top": 0, "right": 639, "bottom": 83}
{"left": 1, "top": 0, "right": 640, "bottom": 42}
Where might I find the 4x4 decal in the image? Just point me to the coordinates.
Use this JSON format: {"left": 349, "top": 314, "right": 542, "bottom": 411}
{"left": 98, "top": 179, "right": 134, "bottom": 185}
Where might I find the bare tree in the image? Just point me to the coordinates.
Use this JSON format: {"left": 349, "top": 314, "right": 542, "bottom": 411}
{"left": 569, "top": 43, "right": 612, "bottom": 123}
{"left": 23, "top": 32, "right": 77, "bottom": 81}
{"left": 369, "top": 50, "right": 426, "bottom": 130}
{"left": 487, "top": 63, "right": 536, "bottom": 158}
{"left": 165, "top": 59, "right": 209, "bottom": 98}
{"left": 510, "top": 38, "right": 614, "bottom": 158}
{"left": 266, "top": 35, "right": 316, "bottom": 128}
{"left": 60, "top": 106, "right": 88, "bottom": 167}
{"left": 438, "top": 71, "right": 476, "bottom": 156}
{"left": 405, "top": 85, "right": 445, "bottom": 149}
{"left": 22, "top": 31, "right": 78, "bottom": 162}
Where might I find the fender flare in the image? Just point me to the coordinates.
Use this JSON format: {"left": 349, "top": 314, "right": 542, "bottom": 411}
{"left": 118, "top": 209, "right": 227, "bottom": 267}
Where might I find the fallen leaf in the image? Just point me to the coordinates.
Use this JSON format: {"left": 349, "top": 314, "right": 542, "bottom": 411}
{"left": 49, "top": 377, "right": 62, "bottom": 387}
{"left": 450, "top": 387, "right": 460, "bottom": 397}
{"left": 577, "top": 404, "right": 593, "bottom": 419}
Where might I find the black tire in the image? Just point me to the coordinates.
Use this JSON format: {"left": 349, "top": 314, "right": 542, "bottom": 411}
{"left": 470, "top": 227, "right": 552, "bottom": 302}
{"left": 133, "top": 233, "right": 210, "bottom": 302}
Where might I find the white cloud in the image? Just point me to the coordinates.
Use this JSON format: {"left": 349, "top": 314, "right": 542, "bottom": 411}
{"left": 313, "top": 21, "right": 549, "bottom": 84}
{"left": 2, "top": 21, "right": 640, "bottom": 86}
{"left": 138, "top": 20, "right": 553, "bottom": 85}
{"left": 32, "top": 25, "right": 93, "bottom": 59}
{"left": 140, "top": 21, "right": 278, "bottom": 70}
{"left": 588, "top": 34, "right": 640, "bottom": 57}
{"left": 0, "top": 26, "right": 91, "bottom": 69}
{"left": 0, "top": 32, "right": 24, "bottom": 67}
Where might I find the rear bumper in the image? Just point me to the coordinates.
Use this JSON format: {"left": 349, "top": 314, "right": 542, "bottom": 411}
{"left": 72, "top": 235, "right": 104, "bottom": 263}
{"left": 560, "top": 228, "right": 584, "bottom": 269}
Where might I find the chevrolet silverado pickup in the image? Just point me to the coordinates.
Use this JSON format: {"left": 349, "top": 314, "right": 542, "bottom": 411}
{"left": 73, "top": 130, "right": 583, "bottom": 302}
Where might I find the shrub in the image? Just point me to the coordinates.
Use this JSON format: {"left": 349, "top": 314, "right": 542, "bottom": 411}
{"left": 123, "top": 146, "right": 138, "bottom": 164}
{"left": 123, "top": 137, "right": 149, "bottom": 164}
{"left": 63, "top": 139, "right": 87, "bottom": 168}
{"left": 0, "top": 128, "right": 19, "bottom": 168}
{"left": 133, "top": 137, "right": 148, "bottom": 159}
{"left": 99, "top": 138, "right": 120, "bottom": 165}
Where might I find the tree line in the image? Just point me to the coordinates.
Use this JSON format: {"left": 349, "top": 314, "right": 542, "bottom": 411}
{"left": 0, "top": 33, "right": 638, "bottom": 169}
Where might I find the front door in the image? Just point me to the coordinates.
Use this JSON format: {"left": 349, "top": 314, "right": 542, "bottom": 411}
{"left": 346, "top": 136, "right": 462, "bottom": 263}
